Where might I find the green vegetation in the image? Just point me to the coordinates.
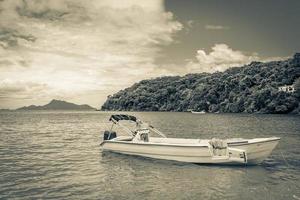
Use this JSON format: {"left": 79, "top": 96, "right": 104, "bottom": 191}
{"left": 102, "top": 53, "right": 300, "bottom": 114}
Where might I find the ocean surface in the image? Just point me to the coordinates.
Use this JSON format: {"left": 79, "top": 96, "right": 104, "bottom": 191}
{"left": 0, "top": 111, "right": 299, "bottom": 200}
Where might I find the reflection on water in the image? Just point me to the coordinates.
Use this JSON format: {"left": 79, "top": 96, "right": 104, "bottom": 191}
{"left": 0, "top": 111, "right": 299, "bottom": 199}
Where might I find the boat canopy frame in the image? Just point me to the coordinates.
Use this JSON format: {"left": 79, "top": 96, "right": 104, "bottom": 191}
{"left": 109, "top": 114, "right": 137, "bottom": 122}
{"left": 108, "top": 114, "right": 166, "bottom": 138}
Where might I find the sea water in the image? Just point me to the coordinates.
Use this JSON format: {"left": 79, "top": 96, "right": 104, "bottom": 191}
{"left": 0, "top": 111, "right": 299, "bottom": 200}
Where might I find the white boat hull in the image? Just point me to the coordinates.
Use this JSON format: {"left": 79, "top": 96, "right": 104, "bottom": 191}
{"left": 100, "top": 137, "right": 280, "bottom": 165}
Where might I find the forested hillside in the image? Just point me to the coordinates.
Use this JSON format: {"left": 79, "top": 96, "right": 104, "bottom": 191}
{"left": 101, "top": 54, "right": 300, "bottom": 114}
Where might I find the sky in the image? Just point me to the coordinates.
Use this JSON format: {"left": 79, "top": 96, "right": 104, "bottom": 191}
{"left": 0, "top": 0, "right": 299, "bottom": 109}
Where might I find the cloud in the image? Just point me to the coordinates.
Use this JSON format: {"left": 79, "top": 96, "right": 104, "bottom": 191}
{"left": 186, "top": 44, "right": 259, "bottom": 73}
{"left": 0, "top": 80, "right": 49, "bottom": 99}
{"left": 0, "top": 28, "right": 36, "bottom": 49}
{"left": 205, "top": 25, "right": 229, "bottom": 30}
{"left": 0, "top": 0, "right": 183, "bottom": 108}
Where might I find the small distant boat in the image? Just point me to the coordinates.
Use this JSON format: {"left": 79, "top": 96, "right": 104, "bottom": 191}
{"left": 100, "top": 114, "right": 280, "bottom": 165}
{"left": 191, "top": 110, "right": 206, "bottom": 114}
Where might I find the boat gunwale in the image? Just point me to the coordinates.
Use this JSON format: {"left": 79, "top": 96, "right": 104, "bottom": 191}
{"left": 101, "top": 137, "right": 280, "bottom": 148}
{"left": 228, "top": 137, "right": 280, "bottom": 146}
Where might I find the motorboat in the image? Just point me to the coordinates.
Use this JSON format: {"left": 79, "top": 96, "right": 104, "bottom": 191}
{"left": 100, "top": 114, "right": 280, "bottom": 165}
{"left": 191, "top": 110, "right": 206, "bottom": 114}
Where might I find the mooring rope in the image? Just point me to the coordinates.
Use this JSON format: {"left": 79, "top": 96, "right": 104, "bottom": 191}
{"left": 277, "top": 145, "right": 300, "bottom": 200}
{"left": 279, "top": 147, "right": 291, "bottom": 167}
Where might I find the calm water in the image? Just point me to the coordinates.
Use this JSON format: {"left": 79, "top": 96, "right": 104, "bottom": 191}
{"left": 0, "top": 111, "right": 299, "bottom": 200}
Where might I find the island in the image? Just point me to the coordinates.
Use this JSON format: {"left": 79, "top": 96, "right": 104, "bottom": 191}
{"left": 101, "top": 53, "right": 300, "bottom": 114}
{"left": 17, "top": 99, "right": 96, "bottom": 111}
{"left": 0, "top": 109, "right": 12, "bottom": 112}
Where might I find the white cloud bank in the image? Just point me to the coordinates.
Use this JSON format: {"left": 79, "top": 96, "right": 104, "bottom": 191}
{"left": 186, "top": 44, "right": 259, "bottom": 73}
{"left": 0, "top": 0, "right": 182, "bottom": 108}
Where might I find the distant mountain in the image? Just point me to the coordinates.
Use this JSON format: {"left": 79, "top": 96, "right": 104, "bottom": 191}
{"left": 101, "top": 53, "right": 300, "bottom": 114}
{"left": 0, "top": 109, "right": 12, "bottom": 112}
{"left": 17, "top": 99, "right": 96, "bottom": 111}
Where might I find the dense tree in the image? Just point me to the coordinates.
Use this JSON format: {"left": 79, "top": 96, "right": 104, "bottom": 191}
{"left": 294, "top": 77, "right": 300, "bottom": 97}
{"left": 101, "top": 54, "right": 300, "bottom": 114}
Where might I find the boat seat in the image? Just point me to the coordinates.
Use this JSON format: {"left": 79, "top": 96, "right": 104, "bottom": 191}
{"left": 209, "top": 138, "right": 228, "bottom": 156}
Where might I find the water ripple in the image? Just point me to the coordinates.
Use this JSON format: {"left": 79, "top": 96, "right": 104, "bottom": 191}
{"left": 0, "top": 111, "right": 299, "bottom": 200}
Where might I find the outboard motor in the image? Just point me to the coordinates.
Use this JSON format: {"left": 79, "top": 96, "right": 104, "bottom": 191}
{"left": 103, "top": 130, "right": 117, "bottom": 140}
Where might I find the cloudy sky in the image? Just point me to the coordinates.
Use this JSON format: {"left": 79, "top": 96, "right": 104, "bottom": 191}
{"left": 0, "top": 0, "right": 299, "bottom": 109}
